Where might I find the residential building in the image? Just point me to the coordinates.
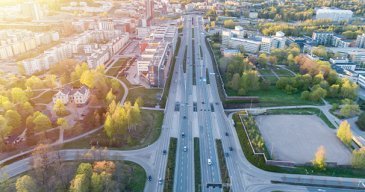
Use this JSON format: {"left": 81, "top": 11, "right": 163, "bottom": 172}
{"left": 316, "top": 8, "right": 353, "bottom": 22}
{"left": 52, "top": 86, "right": 90, "bottom": 105}
{"left": 329, "top": 57, "right": 356, "bottom": 71}
{"left": 356, "top": 34, "right": 365, "bottom": 48}
{"left": 312, "top": 32, "right": 334, "bottom": 46}
{"left": 229, "top": 37, "right": 261, "bottom": 54}
{"left": 70, "top": 86, "right": 90, "bottom": 105}
{"left": 52, "top": 87, "right": 71, "bottom": 104}
{"left": 260, "top": 31, "right": 286, "bottom": 53}
{"left": 358, "top": 74, "right": 365, "bottom": 88}
{"left": 21, "top": 1, "right": 43, "bottom": 20}
{"left": 332, "top": 35, "right": 351, "bottom": 48}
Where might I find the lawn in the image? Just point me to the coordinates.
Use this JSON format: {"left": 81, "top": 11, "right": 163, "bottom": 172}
{"left": 62, "top": 110, "right": 164, "bottom": 150}
{"left": 106, "top": 58, "right": 130, "bottom": 77}
{"left": 127, "top": 87, "right": 162, "bottom": 107}
{"left": 258, "top": 69, "right": 274, "bottom": 76}
{"left": 194, "top": 138, "right": 201, "bottom": 192}
{"left": 164, "top": 138, "right": 177, "bottom": 192}
{"left": 216, "top": 139, "right": 230, "bottom": 192}
{"left": 233, "top": 113, "right": 365, "bottom": 178}
{"left": 273, "top": 68, "right": 295, "bottom": 77}
{"left": 247, "top": 86, "right": 323, "bottom": 107}
{"left": 124, "top": 161, "right": 147, "bottom": 192}
{"left": 30, "top": 90, "right": 57, "bottom": 104}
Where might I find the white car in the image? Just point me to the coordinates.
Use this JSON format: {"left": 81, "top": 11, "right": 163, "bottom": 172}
{"left": 207, "top": 158, "right": 212, "bottom": 165}
{"left": 183, "top": 146, "right": 187, "bottom": 152}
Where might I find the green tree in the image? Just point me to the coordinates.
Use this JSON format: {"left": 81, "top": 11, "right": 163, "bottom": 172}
{"left": 337, "top": 120, "right": 352, "bottom": 146}
{"left": 340, "top": 78, "right": 358, "bottom": 99}
{"left": 135, "top": 97, "right": 144, "bottom": 107}
{"left": 312, "top": 145, "right": 326, "bottom": 170}
{"left": 69, "top": 174, "right": 89, "bottom": 192}
{"left": 356, "top": 112, "right": 365, "bottom": 131}
{"left": 257, "top": 53, "right": 268, "bottom": 66}
{"left": 340, "top": 104, "right": 360, "bottom": 117}
{"left": 228, "top": 73, "right": 240, "bottom": 91}
{"left": 352, "top": 147, "right": 365, "bottom": 169}
{"left": 15, "top": 175, "right": 36, "bottom": 192}
{"left": 57, "top": 118, "right": 69, "bottom": 130}
{"left": 0, "top": 115, "right": 11, "bottom": 149}
{"left": 309, "top": 87, "right": 327, "bottom": 101}
{"left": 53, "top": 99, "right": 68, "bottom": 116}
{"left": 223, "top": 19, "right": 235, "bottom": 28}
{"left": 91, "top": 173, "right": 103, "bottom": 192}
{"left": 5, "top": 110, "right": 21, "bottom": 129}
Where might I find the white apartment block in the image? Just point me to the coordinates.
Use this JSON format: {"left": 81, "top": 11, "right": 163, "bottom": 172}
{"left": 316, "top": 8, "right": 353, "bottom": 22}
{"left": 86, "top": 48, "right": 110, "bottom": 68}
{"left": 356, "top": 34, "right": 365, "bottom": 48}
{"left": 229, "top": 38, "right": 261, "bottom": 54}
{"left": 260, "top": 31, "right": 286, "bottom": 53}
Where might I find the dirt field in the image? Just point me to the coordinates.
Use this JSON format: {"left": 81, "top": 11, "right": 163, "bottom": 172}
{"left": 255, "top": 115, "right": 351, "bottom": 165}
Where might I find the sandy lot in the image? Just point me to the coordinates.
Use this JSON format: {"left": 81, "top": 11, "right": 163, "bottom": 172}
{"left": 255, "top": 115, "right": 351, "bottom": 165}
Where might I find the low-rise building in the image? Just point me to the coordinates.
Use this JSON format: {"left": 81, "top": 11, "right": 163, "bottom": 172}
{"left": 52, "top": 86, "right": 90, "bottom": 105}
{"left": 356, "top": 34, "right": 365, "bottom": 48}
{"left": 316, "top": 8, "right": 353, "bottom": 22}
{"left": 222, "top": 49, "right": 240, "bottom": 57}
{"left": 229, "top": 37, "right": 261, "bottom": 54}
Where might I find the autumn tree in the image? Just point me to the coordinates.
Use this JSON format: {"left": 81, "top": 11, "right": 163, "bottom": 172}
{"left": 257, "top": 53, "right": 268, "bottom": 66}
{"left": 16, "top": 175, "right": 36, "bottom": 192}
{"left": 0, "top": 115, "right": 11, "bottom": 150}
{"left": 337, "top": 120, "right": 352, "bottom": 146}
{"left": 53, "top": 99, "right": 68, "bottom": 116}
{"left": 312, "top": 145, "right": 326, "bottom": 170}
{"left": 5, "top": 110, "right": 21, "bottom": 129}
{"left": 11, "top": 87, "right": 28, "bottom": 104}
{"left": 32, "top": 144, "right": 53, "bottom": 191}
{"left": 105, "top": 89, "right": 116, "bottom": 105}
{"left": 32, "top": 112, "right": 52, "bottom": 132}
{"left": 352, "top": 147, "right": 365, "bottom": 169}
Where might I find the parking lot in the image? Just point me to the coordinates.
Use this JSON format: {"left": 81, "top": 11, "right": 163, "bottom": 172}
{"left": 255, "top": 115, "right": 352, "bottom": 165}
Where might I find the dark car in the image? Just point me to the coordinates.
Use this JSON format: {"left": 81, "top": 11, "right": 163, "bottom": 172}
{"left": 148, "top": 175, "right": 152, "bottom": 181}
{"left": 229, "top": 147, "right": 233, "bottom": 151}
{"left": 225, "top": 132, "right": 229, "bottom": 136}
{"left": 182, "top": 132, "right": 185, "bottom": 138}
{"left": 163, "top": 150, "right": 167, "bottom": 155}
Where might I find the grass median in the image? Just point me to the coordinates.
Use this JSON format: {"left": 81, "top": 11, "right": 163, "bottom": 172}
{"left": 194, "top": 138, "right": 201, "bottom": 192}
{"left": 164, "top": 138, "right": 177, "bottom": 192}
{"left": 216, "top": 139, "right": 230, "bottom": 192}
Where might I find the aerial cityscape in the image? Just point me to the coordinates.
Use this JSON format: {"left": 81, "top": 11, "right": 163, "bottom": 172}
{"left": 0, "top": 0, "right": 365, "bottom": 192}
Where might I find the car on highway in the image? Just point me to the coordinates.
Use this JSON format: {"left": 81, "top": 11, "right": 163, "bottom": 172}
{"left": 182, "top": 132, "right": 185, "bottom": 138}
{"left": 148, "top": 175, "right": 152, "bottom": 181}
{"left": 183, "top": 116, "right": 187, "bottom": 119}
{"left": 183, "top": 146, "right": 187, "bottom": 152}
{"left": 229, "top": 147, "right": 233, "bottom": 151}
{"left": 225, "top": 132, "right": 229, "bottom": 136}
{"left": 163, "top": 150, "right": 167, "bottom": 155}
{"left": 158, "top": 178, "right": 163, "bottom": 185}
{"left": 207, "top": 158, "right": 212, "bottom": 165}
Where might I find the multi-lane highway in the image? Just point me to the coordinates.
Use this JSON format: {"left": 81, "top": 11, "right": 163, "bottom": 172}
{"left": 173, "top": 15, "right": 195, "bottom": 192}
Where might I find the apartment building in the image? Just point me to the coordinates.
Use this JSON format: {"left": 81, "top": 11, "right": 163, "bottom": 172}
{"left": 356, "top": 34, "right": 365, "bottom": 48}
{"left": 316, "top": 8, "right": 353, "bottom": 22}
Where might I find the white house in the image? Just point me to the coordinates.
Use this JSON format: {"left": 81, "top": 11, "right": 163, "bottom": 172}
{"left": 52, "top": 87, "right": 71, "bottom": 104}
{"left": 52, "top": 86, "right": 90, "bottom": 105}
{"left": 70, "top": 86, "right": 90, "bottom": 105}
